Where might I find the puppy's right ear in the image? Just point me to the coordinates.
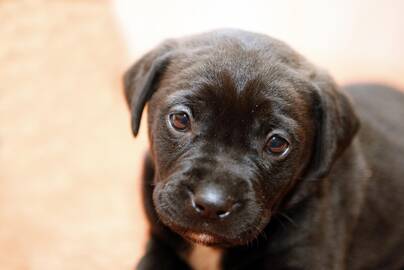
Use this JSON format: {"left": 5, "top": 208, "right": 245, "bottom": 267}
{"left": 123, "top": 44, "right": 174, "bottom": 136}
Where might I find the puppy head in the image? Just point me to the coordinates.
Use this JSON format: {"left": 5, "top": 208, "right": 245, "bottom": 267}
{"left": 124, "top": 30, "right": 359, "bottom": 247}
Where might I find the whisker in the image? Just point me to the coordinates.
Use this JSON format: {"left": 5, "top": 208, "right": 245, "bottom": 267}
{"left": 260, "top": 230, "right": 268, "bottom": 241}
{"left": 279, "top": 212, "right": 298, "bottom": 228}
{"left": 275, "top": 216, "right": 287, "bottom": 230}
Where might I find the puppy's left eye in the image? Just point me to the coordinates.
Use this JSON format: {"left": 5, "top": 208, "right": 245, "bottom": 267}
{"left": 265, "top": 135, "right": 289, "bottom": 156}
{"left": 169, "top": 111, "right": 191, "bottom": 131}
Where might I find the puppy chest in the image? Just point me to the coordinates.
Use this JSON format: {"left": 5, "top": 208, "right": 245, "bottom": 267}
{"left": 186, "top": 244, "right": 223, "bottom": 270}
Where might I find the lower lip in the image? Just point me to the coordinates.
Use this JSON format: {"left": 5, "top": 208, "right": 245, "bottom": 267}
{"left": 185, "top": 232, "right": 220, "bottom": 245}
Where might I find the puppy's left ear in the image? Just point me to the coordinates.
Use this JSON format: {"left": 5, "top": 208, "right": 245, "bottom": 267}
{"left": 306, "top": 71, "right": 360, "bottom": 180}
{"left": 123, "top": 43, "right": 175, "bottom": 136}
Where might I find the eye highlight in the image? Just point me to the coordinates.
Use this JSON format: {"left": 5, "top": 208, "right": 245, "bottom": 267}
{"left": 265, "top": 134, "right": 290, "bottom": 156}
{"left": 169, "top": 111, "right": 191, "bottom": 131}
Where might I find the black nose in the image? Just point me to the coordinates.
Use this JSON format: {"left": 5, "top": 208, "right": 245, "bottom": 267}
{"left": 190, "top": 184, "right": 237, "bottom": 219}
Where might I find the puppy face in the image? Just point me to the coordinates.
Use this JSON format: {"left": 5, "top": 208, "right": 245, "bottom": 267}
{"left": 124, "top": 30, "right": 359, "bottom": 247}
{"left": 147, "top": 65, "right": 315, "bottom": 246}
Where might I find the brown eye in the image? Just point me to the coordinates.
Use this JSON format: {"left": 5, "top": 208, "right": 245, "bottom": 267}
{"left": 266, "top": 135, "right": 289, "bottom": 155}
{"left": 169, "top": 112, "right": 191, "bottom": 131}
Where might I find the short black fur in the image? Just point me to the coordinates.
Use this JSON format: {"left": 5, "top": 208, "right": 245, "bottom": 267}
{"left": 124, "top": 29, "right": 404, "bottom": 270}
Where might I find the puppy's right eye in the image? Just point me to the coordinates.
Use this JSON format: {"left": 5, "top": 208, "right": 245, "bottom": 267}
{"left": 169, "top": 112, "right": 191, "bottom": 131}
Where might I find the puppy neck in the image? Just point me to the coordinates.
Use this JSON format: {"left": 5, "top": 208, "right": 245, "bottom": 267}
{"left": 185, "top": 243, "right": 223, "bottom": 270}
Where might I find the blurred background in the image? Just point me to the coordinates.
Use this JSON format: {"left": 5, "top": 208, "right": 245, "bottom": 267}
{"left": 0, "top": 0, "right": 403, "bottom": 269}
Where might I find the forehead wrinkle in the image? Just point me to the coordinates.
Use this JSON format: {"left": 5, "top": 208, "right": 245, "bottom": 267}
{"left": 272, "top": 113, "right": 301, "bottom": 140}
{"left": 201, "top": 46, "right": 265, "bottom": 93}
{"left": 259, "top": 73, "right": 309, "bottom": 113}
{"left": 184, "top": 72, "right": 273, "bottom": 125}
{"left": 165, "top": 89, "right": 195, "bottom": 107}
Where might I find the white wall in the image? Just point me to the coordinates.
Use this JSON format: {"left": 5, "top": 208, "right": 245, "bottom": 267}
{"left": 113, "top": 0, "right": 404, "bottom": 87}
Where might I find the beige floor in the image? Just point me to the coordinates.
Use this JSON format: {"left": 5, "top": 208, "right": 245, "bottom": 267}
{"left": 0, "top": 1, "right": 148, "bottom": 269}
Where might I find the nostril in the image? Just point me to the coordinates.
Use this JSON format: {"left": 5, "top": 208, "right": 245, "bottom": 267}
{"left": 216, "top": 210, "right": 230, "bottom": 218}
{"left": 216, "top": 210, "right": 225, "bottom": 216}
{"left": 194, "top": 203, "right": 205, "bottom": 212}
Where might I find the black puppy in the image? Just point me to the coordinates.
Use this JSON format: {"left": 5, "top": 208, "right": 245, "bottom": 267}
{"left": 124, "top": 29, "right": 404, "bottom": 270}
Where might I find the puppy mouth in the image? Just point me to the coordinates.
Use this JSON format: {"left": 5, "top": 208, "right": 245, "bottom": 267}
{"left": 184, "top": 232, "right": 222, "bottom": 246}
{"left": 153, "top": 184, "right": 273, "bottom": 247}
{"left": 159, "top": 211, "right": 271, "bottom": 247}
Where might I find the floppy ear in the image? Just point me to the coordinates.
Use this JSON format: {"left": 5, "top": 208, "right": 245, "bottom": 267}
{"left": 306, "top": 72, "right": 360, "bottom": 180}
{"left": 123, "top": 44, "right": 174, "bottom": 136}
